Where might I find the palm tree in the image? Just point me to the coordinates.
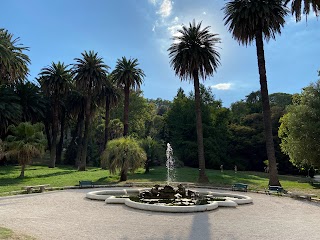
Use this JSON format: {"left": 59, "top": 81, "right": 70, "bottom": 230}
{"left": 223, "top": 0, "right": 287, "bottom": 186}
{"left": 0, "top": 85, "right": 21, "bottom": 137}
{"left": 38, "top": 62, "right": 72, "bottom": 168}
{"left": 168, "top": 20, "right": 221, "bottom": 183}
{"left": 72, "top": 51, "right": 109, "bottom": 171}
{"left": 284, "top": 0, "right": 320, "bottom": 21}
{"left": 101, "top": 137, "right": 146, "bottom": 181}
{"left": 0, "top": 28, "right": 30, "bottom": 84}
{"left": 99, "top": 76, "right": 121, "bottom": 169}
{"left": 15, "top": 81, "right": 47, "bottom": 123}
{"left": 3, "top": 122, "right": 46, "bottom": 178}
{"left": 112, "top": 57, "right": 145, "bottom": 136}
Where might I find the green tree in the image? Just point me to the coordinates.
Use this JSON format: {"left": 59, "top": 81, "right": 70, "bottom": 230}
{"left": 3, "top": 122, "right": 46, "bottom": 177}
{"left": 284, "top": 0, "right": 320, "bottom": 22}
{"left": 168, "top": 20, "right": 221, "bottom": 183}
{"left": 112, "top": 57, "right": 145, "bottom": 136}
{"left": 0, "top": 29, "right": 30, "bottom": 84}
{"left": 279, "top": 80, "right": 320, "bottom": 168}
{"left": 38, "top": 62, "right": 72, "bottom": 168}
{"left": 223, "top": 0, "right": 287, "bottom": 186}
{"left": 0, "top": 85, "right": 21, "bottom": 137}
{"left": 101, "top": 137, "right": 146, "bottom": 181}
{"left": 15, "top": 81, "right": 47, "bottom": 123}
{"left": 72, "top": 51, "right": 109, "bottom": 171}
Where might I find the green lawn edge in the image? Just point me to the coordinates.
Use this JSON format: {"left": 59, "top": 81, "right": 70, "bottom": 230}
{"left": 0, "top": 165, "right": 319, "bottom": 197}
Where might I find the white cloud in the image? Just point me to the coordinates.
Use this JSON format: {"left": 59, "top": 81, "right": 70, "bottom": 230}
{"left": 211, "top": 83, "right": 232, "bottom": 90}
{"left": 157, "top": 0, "right": 172, "bottom": 18}
{"left": 148, "top": 0, "right": 158, "bottom": 5}
{"left": 167, "top": 24, "right": 182, "bottom": 36}
{"left": 203, "top": 11, "right": 206, "bottom": 15}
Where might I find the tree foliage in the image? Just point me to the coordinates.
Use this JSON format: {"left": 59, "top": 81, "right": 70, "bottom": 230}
{"left": 279, "top": 80, "right": 320, "bottom": 168}
{"left": 101, "top": 137, "right": 146, "bottom": 181}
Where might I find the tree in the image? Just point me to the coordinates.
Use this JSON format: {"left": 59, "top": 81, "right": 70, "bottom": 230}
{"left": 100, "top": 76, "right": 121, "bottom": 148}
{"left": 279, "top": 80, "right": 320, "bottom": 168}
{"left": 72, "top": 51, "right": 109, "bottom": 171}
{"left": 0, "top": 85, "right": 21, "bottom": 137}
{"left": 0, "top": 28, "right": 30, "bottom": 84}
{"left": 112, "top": 57, "right": 145, "bottom": 136}
{"left": 38, "top": 62, "right": 72, "bottom": 168}
{"left": 223, "top": 0, "right": 287, "bottom": 186}
{"left": 168, "top": 20, "right": 221, "bottom": 183}
{"left": 3, "top": 122, "right": 46, "bottom": 177}
{"left": 284, "top": 0, "right": 320, "bottom": 22}
{"left": 101, "top": 137, "right": 146, "bottom": 181}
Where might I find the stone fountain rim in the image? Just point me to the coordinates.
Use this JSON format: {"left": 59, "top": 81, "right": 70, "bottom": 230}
{"left": 86, "top": 187, "right": 252, "bottom": 213}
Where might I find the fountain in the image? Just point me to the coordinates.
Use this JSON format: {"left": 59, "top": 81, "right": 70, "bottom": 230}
{"left": 85, "top": 143, "right": 253, "bottom": 212}
{"left": 166, "top": 143, "right": 175, "bottom": 184}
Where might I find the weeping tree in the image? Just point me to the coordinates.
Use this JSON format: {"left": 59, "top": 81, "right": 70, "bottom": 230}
{"left": 101, "top": 137, "right": 146, "bottom": 181}
{"left": 3, "top": 122, "right": 46, "bottom": 178}
{"left": 168, "top": 20, "right": 221, "bottom": 183}
{"left": 223, "top": 0, "right": 288, "bottom": 186}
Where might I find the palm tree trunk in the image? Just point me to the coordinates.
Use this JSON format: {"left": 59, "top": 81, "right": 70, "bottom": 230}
{"left": 255, "top": 30, "right": 281, "bottom": 186}
{"left": 56, "top": 107, "right": 65, "bottom": 164}
{"left": 120, "top": 169, "right": 127, "bottom": 181}
{"left": 79, "top": 97, "right": 91, "bottom": 171}
{"left": 193, "top": 71, "right": 209, "bottom": 183}
{"left": 104, "top": 98, "right": 110, "bottom": 146}
{"left": 19, "top": 164, "right": 25, "bottom": 178}
{"left": 101, "top": 98, "right": 111, "bottom": 170}
{"left": 49, "top": 102, "right": 58, "bottom": 168}
{"left": 123, "top": 84, "right": 130, "bottom": 136}
{"left": 75, "top": 111, "right": 84, "bottom": 168}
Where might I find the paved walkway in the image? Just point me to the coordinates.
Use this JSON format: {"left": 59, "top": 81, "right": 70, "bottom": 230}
{"left": 0, "top": 188, "right": 319, "bottom": 240}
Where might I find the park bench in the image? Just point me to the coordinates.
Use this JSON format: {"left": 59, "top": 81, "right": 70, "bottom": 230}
{"left": 22, "top": 184, "right": 50, "bottom": 194}
{"left": 79, "top": 180, "right": 94, "bottom": 188}
{"left": 289, "top": 192, "right": 316, "bottom": 201}
{"left": 311, "top": 177, "right": 320, "bottom": 187}
{"left": 265, "top": 185, "right": 285, "bottom": 195}
{"left": 232, "top": 183, "right": 248, "bottom": 192}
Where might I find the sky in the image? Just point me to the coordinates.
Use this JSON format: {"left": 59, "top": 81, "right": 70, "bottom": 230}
{"left": 1, "top": 0, "right": 320, "bottom": 107}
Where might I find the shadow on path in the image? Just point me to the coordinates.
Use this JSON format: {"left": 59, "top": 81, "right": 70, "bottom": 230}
{"left": 188, "top": 213, "right": 211, "bottom": 240}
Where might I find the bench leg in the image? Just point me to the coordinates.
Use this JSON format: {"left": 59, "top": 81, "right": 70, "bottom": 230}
{"left": 40, "top": 186, "right": 45, "bottom": 193}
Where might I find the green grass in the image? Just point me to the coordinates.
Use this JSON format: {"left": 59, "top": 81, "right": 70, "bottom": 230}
{"left": 0, "top": 165, "right": 319, "bottom": 197}
{"left": 0, "top": 227, "right": 35, "bottom": 240}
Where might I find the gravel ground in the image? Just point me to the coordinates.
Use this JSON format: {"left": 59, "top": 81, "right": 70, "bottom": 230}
{"left": 0, "top": 188, "right": 319, "bottom": 240}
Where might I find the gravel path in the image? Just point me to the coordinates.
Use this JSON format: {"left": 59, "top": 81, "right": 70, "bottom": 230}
{"left": 0, "top": 188, "right": 319, "bottom": 240}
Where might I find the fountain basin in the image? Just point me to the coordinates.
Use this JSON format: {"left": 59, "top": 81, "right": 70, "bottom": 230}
{"left": 86, "top": 187, "right": 252, "bottom": 213}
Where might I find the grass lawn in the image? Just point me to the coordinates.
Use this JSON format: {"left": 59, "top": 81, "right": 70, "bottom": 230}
{"left": 0, "top": 165, "right": 319, "bottom": 197}
{"left": 0, "top": 226, "right": 35, "bottom": 240}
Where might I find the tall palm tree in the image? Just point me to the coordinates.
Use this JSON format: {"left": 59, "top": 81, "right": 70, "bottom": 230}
{"left": 284, "top": 0, "right": 320, "bottom": 21}
{"left": 168, "top": 20, "right": 221, "bottom": 183}
{"left": 100, "top": 75, "right": 121, "bottom": 146}
{"left": 101, "top": 137, "right": 146, "bottom": 181}
{"left": 38, "top": 62, "right": 72, "bottom": 168}
{"left": 72, "top": 50, "right": 109, "bottom": 171}
{"left": 0, "top": 28, "right": 30, "bottom": 84}
{"left": 4, "top": 122, "right": 46, "bottom": 178}
{"left": 223, "top": 0, "right": 288, "bottom": 186}
{"left": 112, "top": 57, "right": 145, "bottom": 136}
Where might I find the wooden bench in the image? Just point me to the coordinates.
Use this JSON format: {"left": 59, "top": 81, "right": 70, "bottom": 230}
{"left": 22, "top": 184, "right": 50, "bottom": 194}
{"left": 79, "top": 180, "right": 94, "bottom": 188}
{"left": 265, "top": 185, "right": 285, "bottom": 195}
{"left": 232, "top": 183, "right": 248, "bottom": 192}
{"left": 311, "top": 177, "right": 320, "bottom": 187}
{"left": 289, "top": 192, "right": 316, "bottom": 201}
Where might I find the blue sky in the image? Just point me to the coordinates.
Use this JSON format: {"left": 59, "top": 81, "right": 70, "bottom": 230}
{"left": 1, "top": 0, "right": 320, "bottom": 107}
